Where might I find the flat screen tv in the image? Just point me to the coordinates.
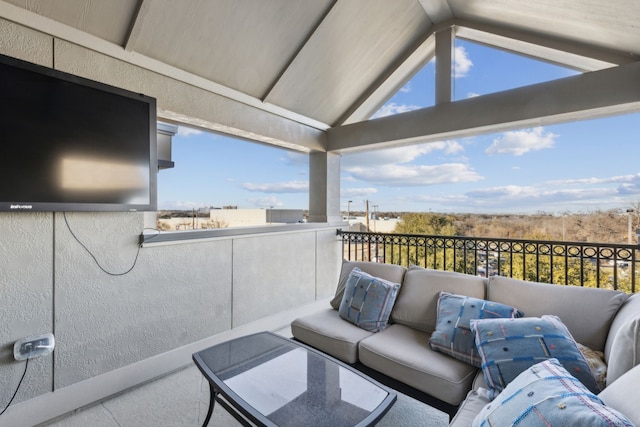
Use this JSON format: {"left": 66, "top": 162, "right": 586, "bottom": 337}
{"left": 0, "top": 54, "right": 157, "bottom": 212}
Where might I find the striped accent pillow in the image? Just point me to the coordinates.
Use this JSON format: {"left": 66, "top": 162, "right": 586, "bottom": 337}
{"left": 338, "top": 268, "right": 400, "bottom": 332}
{"left": 472, "top": 358, "right": 633, "bottom": 427}
{"left": 472, "top": 315, "right": 600, "bottom": 399}
{"left": 429, "top": 292, "right": 523, "bottom": 366}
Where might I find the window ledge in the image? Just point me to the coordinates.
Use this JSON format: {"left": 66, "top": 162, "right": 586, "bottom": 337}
{"left": 141, "top": 222, "right": 342, "bottom": 246}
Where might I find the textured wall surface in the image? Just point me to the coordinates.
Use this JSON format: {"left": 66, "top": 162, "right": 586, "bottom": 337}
{"left": 232, "top": 232, "right": 318, "bottom": 327}
{"left": 52, "top": 212, "right": 233, "bottom": 388}
{"left": 0, "top": 19, "right": 56, "bottom": 409}
{"left": 0, "top": 212, "right": 338, "bottom": 408}
{"left": 0, "top": 18, "right": 340, "bottom": 416}
{"left": 0, "top": 213, "right": 54, "bottom": 407}
{"left": 0, "top": 18, "right": 52, "bottom": 66}
{"left": 315, "top": 230, "right": 343, "bottom": 299}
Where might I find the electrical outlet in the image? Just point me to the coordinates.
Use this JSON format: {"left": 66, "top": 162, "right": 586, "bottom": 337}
{"left": 14, "top": 333, "right": 55, "bottom": 361}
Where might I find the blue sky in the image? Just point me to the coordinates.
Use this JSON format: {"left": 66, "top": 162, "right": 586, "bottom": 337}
{"left": 158, "top": 40, "right": 639, "bottom": 214}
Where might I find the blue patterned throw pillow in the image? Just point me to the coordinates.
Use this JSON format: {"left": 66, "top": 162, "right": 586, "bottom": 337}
{"left": 429, "top": 292, "right": 523, "bottom": 366}
{"left": 472, "top": 358, "right": 634, "bottom": 427}
{"left": 338, "top": 267, "right": 401, "bottom": 332}
{"left": 471, "top": 315, "right": 600, "bottom": 399}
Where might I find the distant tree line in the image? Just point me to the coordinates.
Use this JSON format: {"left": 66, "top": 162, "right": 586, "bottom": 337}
{"left": 391, "top": 209, "right": 640, "bottom": 244}
{"left": 364, "top": 209, "right": 640, "bottom": 293}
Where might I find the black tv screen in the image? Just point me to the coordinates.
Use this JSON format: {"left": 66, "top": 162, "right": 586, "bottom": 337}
{"left": 0, "top": 54, "right": 157, "bottom": 212}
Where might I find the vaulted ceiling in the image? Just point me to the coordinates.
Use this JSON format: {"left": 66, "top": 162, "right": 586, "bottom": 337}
{"left": 1, "top": 0, "right": 639, "bottom": 150}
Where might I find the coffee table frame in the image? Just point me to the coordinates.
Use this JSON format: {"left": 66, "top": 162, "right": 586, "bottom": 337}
{"left": 193, "top": 332, "right": 397, "bottom": 427}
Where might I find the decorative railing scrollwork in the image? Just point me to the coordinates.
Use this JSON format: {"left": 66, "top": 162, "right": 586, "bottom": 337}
{"left": 337, "top": 229, "right": 638, "bottom": 293}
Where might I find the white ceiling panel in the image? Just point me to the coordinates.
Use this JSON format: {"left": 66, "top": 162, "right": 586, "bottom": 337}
{"left": 130, "top": 0, "right": 334, "bottom": 99}
{"left": 1, "top": 0, "right": 639, "bottom": 136}
{"left": 449, "top": 0, "right": 640, "bottom": 60}
{"left": 264, "top": 0, "right": 432, "bottom": 125}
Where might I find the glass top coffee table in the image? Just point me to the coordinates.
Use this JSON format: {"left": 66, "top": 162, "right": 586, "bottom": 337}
{"left": 193, "top": 332, "right": 397, "bottom": 427}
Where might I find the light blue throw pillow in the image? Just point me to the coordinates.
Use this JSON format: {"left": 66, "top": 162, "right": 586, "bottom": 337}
{"left": 338, "top": 267, "right": 400, "bottom": 332}
{"left": 429, "top": 292, "right": 523, "bottom": 366}
{"left": 472, "top": 358, "right": 634, "bottom": 427}
{"left": 472, "top": 315, "right": 600, "bottom": 399}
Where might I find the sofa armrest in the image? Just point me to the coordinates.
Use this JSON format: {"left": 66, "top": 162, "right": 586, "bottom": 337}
{"left": 448, "top": 388, "right": 490, "bottom": 427}
{"left": 605, "top": 293, "right": 640, "bottom": 386}
{"left": 599, "top": 364, "right": 640, "bottom": 426}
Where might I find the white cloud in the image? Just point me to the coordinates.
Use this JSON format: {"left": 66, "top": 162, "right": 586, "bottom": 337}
{"left": 348, "top": 163, "right": 483, "bottom": 186}
{"left": 454, "top": 46, "right": 473, "bottom": 78}
{"left": 341, "top": 141, "right": 477, "bottom": 188}
{"left": 159, "top": 200, "right": 206, "bottom": 210}
{"left": 412, "top": 193, "right": 474, "bottom": 205}
{"left": 465, "top": 184, "right": 620, "bottom": 206}
{"left": 247, "top": 197, "right": 283, "bottom": 208}
{"left": 242, "top": 180, "right": 308, "bottom": 193}
{"left": 399, "top": 83, "right": 411, "bottom": 93}
{"left": 485, "top": 127, "right": 557, "bottom": 156}
{"left": 342, "top": 141, "right": 463, "bottom": 168}
{"left": 371, "top": 102, "right": 422, "bottom": 119}
{"left": 432, "top": 183, "right": 622, "bottom": 212}
{"left": 418, "top": 172, "right": 640, "bottom": 213}
{"left": 467, "top": 92, "right": 480, "bottom": 98}
{"left": 544, "top": 173, "right": 640, "bottom": 197}
{"left": 466, "top": 185, "right": 539, "bottom": 200}
{"left": 441, "top": 140, "right": 465, "bottom": 155}
{"left": 177, "top": 126, "right": 202, "bottom": 137}
{"left": 283, "top": 151, "right": 308, "bottom": 167}
{"left": 547, "top": 174, "right": 639, "bottom": 186}
{"left": 342, "top": 188, "right": 378, "bottom": 198}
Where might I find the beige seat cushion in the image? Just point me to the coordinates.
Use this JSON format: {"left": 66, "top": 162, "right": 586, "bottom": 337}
{"left": 487, "top": 276, "right": 628, "bottom": 352}
{"left": 291, "top": 308, "right": 373, "bottom": 364}
{"left": 358, "top": 323, "right": 478, "bottom": 405}
{"left": 330, "top": 260, "right": 406, "bottom": 309}
{"left": 391, "top": 266, "right": 487, "bottom": 332}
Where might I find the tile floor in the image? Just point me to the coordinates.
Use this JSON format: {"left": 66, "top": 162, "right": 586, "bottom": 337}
{"left": 40, "top": 326, "right": 292, "bottom": 427}
{"left": 38, "top": 321, "right": 449, "bottom": 427}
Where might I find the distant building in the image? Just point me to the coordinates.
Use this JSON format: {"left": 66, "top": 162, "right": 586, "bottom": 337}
{"left": 210, "top": 208, "right": 303, "bottom": 227}
{"left": 344, "top": 216, "right": 400, "bottom": 233}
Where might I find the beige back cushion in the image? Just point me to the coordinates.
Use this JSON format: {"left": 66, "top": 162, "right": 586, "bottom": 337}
{"left": 390, "top": 266, "right": 487, "bottom": 332}
{"left": 487, "top": 276, "right": 628, "bottom": 352}
{"left": 329, "top": 260, "right": 406, "bottom": 310}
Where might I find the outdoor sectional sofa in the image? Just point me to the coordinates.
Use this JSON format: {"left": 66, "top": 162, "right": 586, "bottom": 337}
{"left": 291, "top": 261, "right": 640, "bottom": 426}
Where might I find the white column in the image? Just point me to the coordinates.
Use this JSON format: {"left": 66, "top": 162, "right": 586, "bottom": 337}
{"left": 308, "top": 151, "right": 341, "bottom": 223}
{"left": 435, "top": 26, "right": 455, "bottom": 104}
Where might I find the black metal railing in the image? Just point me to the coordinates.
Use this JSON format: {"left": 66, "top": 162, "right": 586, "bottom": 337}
{"left": 337, "top": 230, "right": 638, "bottom": 293}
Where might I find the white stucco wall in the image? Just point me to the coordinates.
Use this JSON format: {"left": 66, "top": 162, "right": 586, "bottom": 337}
{"left": 232, "top": 232, "right": 317, "bottom": 326}
{"left": 51, "top": 212, "right": 234, "bottom": 388}
{"left": 0, "top": 19, "right": 342, "bottom": 423}
{"left": 0, "top": 213, "right": 54, "bottom": 406}
{"left": 208, "top": 209, "right": 304, "bottom": 227}
{"left": 0, "top": 211, "right": 341, "bottom": 420}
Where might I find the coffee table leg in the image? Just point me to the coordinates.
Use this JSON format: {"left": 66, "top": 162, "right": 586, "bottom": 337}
{"left": 202, "top": 383, "right": 217, "bottom": 427}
